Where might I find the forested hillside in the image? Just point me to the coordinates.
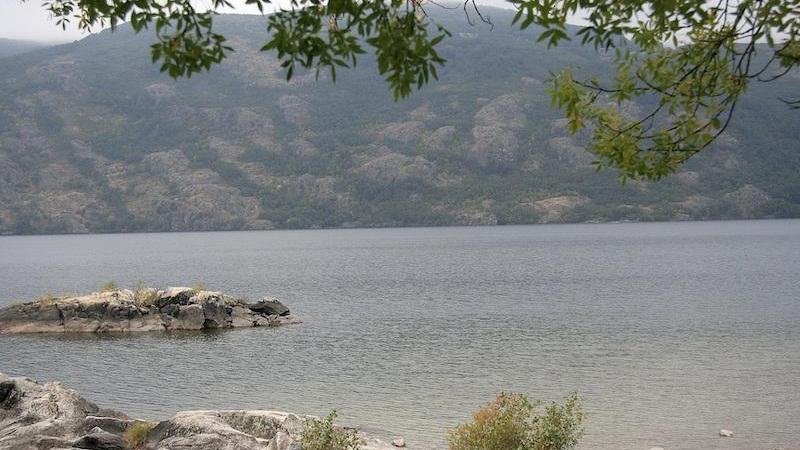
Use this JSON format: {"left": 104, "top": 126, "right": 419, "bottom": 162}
{"left": 0, "top": 8, "right": 798, "bottom": 234}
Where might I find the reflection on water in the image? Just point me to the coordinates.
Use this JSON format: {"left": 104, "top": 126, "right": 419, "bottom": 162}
{"left": 1, "top": 220, "right": 799, "bottom": 449}
{"left": 22, "top": 328, "right": 235, "bottom": 343}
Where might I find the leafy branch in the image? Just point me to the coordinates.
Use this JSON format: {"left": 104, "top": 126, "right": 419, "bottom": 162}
{"left": 513, "top": 0, "right": 800, "bottom": 180}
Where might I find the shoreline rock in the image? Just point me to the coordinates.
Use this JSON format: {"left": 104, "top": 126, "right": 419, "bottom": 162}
{"left": 0, "top": 372, "right": 396, "bottom": 450}
{"left": 0, "top": 287, "right": 301, "bottom": 334}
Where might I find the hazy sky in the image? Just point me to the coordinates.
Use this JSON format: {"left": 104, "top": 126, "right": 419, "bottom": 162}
{"left": 0, "top": 0, "right": 515, "bottom": 42}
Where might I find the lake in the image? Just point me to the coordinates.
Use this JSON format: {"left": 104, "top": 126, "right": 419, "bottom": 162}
{"left": 1, "top": 220, "right": 799, "bottom": 449}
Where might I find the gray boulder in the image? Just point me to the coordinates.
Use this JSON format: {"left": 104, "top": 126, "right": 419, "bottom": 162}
{"left": 199, "top": 297, "right": 229, "bottom": 329}
{"left": 82, "top": 416, "right": 138, "bottom": 434}
{"left": 156, "top": 287, "right": 195, "bottom": 308}
{"left": 0, "top": 302, "right": 63, "bottom": 333}
{"left": 166, "top": 304, "right": 205, "bottom": 330}
{"left": 0, "top": 372, "right": 126, "bottom": 450}
{"left": 248, "top": 298, "right": 291, "bottom": 317}
{"left": 230, "top": 306, "right": 259, "bottom": 327}
{"left": 72, "top": 429, "right": 126, "bottom": 450}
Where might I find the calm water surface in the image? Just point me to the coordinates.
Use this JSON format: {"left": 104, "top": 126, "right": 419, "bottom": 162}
{"left": 1, "top": 220, "right": 799, "bottom": 449}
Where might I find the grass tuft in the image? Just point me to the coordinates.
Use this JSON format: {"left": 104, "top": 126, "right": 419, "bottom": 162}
{"left": 133, "top": 281, "right": 160, "bottom": 306}
{"left": 35, "top": 293, "right": 58, "bottom": 305}
{"left": 124, "top": 421, "right": 155, "bottom": 449}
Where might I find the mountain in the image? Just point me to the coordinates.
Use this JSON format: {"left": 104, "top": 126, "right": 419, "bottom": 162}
{"left": 0, "top": 8, "right": 798, "bottom": 234}
{"left": 0, "top": 38, "right": 51, "bottom": 59}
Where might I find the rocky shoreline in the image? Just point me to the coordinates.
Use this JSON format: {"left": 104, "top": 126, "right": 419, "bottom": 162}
{"left": 0, "top": 287, "right": 301, "bottom": 334}
{"left": 0, "top": 372, "right": 398, "bottom": 450}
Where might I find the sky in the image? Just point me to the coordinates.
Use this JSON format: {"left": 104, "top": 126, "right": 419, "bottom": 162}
{"left": 0, "top": 0, "right": 516, "bottom": 42}
{"left": 1, "top": 0, "right": 82, "bottom": 42}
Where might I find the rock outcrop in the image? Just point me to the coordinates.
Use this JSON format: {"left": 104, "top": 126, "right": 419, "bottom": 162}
{"left": 0, "top": 287, "right": 300, "bottom": 334}
{"left": 0, "top": 372, "right": 396, "bottom": 450}
{"left": 0, "top": 372, "right": 134, "bottom": 450}
{"left": 469, "top": 95, "right": 526, "bottom": 171}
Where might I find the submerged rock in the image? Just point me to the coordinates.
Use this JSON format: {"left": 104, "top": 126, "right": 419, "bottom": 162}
{"left": 0, "top": 372, "right": 395, "bottom": 450}
{"left": 0, "top": 287, "right": 300, "bottom": 334}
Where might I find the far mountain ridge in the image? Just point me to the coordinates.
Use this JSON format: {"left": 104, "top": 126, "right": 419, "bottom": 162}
{"left": 0, "top": 38, "right": 54, "bottom": 59}
{"left": 0, "top": 8, "right": 798, "bottom": 234}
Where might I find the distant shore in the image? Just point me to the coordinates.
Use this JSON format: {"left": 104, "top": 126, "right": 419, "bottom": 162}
{"left": 2, "top": 217, "right": 799, "bottom": 238}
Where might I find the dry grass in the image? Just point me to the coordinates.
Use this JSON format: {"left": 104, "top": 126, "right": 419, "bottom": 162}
{"left": 132, "top": 281, "right": 160, "bottom": 306}
{"left": 100, "top": 281, "right": 118, "bottom": 292}
{"left": 134, "top": 290, "right": 160, "bottom": 307}
{"left": 124, "top": 421, "right": 155, "bottom": 449}
{"left": 35, "top": 293, "right": 58, "bottom": 305}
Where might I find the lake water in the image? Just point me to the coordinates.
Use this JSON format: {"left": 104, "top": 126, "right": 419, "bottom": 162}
{"left": 1, "top": 220, "right": 799, "bottom": 449}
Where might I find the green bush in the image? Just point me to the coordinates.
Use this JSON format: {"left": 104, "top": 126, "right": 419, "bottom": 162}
{"left": 529, "top": 393, "right": 585, "bottom": 450}
{"left": 448, "top": 393, "right": 584, "bottom": 450}
{"left": 301, "top": 411, "right": 363, "bottom": 450}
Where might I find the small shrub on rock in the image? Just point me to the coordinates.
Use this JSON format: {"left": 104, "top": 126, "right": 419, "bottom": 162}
{"left": 36, "top": 293, "right": 57, "bottom": 305}
{"left": 100, "top": 281, "right": 118, "bottom": 292}
{"left": 133, "top": 282, "right": 160, "bottom": 306}
{"left": 124, "top": 422, "right": 155, "bottom": 449}
{"left": 302, "top": 411, "right": 363, "bottom": 450}
{"left": 448, "top": 392, "right": 584, "bottom": 450}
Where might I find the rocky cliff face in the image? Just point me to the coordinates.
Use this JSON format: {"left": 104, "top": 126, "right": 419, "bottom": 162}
{"left": 0, "top": 11, "right": 798, "bottom": 234}
{"left": 0, "top": 287, "right": 300, "bottom": 334}
{"left": 0, "top": 372, "right": 398, "bottom": 450}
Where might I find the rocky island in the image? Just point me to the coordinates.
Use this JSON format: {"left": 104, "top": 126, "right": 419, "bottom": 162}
{"left": 0, "top": 372, "right": 399, "bottom": 450}
{"left": 0, "top": 287, "right": 301, "bottom": 333}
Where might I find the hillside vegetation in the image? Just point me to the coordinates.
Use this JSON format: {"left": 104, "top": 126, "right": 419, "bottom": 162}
{"left": 0, "top": 8, "right": 798, "bottom": 234}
